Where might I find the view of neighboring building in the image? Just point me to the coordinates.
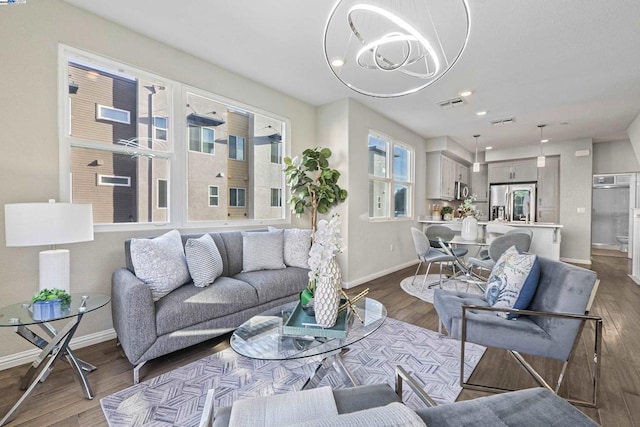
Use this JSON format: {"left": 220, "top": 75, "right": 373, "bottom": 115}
{"left": 67, "top": 57, "right": 285, "bottom": 225}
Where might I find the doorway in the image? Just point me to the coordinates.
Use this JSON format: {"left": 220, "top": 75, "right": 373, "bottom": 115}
{"left": 591, "top": 174, "right": 632, "bottom": 258}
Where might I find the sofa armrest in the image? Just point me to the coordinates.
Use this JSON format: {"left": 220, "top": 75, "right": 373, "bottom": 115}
{"left": 111, "top": 267, "right": 157, "bottom": 365}
{"left": 395, "top": 365, "right": 438, "bottom": 408}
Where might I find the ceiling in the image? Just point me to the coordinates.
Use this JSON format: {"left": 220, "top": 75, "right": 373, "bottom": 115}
{"left": 62, "top": 0, "right": 640, "bottom": 153}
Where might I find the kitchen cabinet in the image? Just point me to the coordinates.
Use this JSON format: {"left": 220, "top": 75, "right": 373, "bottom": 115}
{"left": 455, "top": 163, "right": 469, "bottom": 184}
{"left": 426, "top": 152, "right": 460, "bottom": 200}
{"left": 470, "top": 163, "right": 488, "bottom": 201}
{"left": 488, "top": 159, "right": 538, "bottom": 183}
{"left": 537, "top": 156, "right": 559, "bottom": 223}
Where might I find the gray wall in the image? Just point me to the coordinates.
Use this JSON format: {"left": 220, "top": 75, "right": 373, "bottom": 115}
{"left": 486, "top": 138, "right": 594, "bottom": 264}
{"left": 0, "top": 1, "right": 316, "bottom": 360}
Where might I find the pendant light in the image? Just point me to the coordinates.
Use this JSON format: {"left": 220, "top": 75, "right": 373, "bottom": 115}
{"left": 537, "top": 124, "right": 547, "bottom": 168}
{"left": 472, "top": 134, "right": 480, "bottom": 172}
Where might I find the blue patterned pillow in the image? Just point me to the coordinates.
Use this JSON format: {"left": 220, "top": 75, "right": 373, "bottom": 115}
{"left": 485, "top": 245, "right": 540, "bottom": 319}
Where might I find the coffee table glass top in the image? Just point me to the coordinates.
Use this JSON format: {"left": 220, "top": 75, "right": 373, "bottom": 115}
{"left": 0, "top": 293, "right": 111, "bottom": 327}
{"left": 231, "top": 297, "right": 386, "bottom": 360}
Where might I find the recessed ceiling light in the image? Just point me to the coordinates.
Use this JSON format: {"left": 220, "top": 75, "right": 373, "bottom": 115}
{"left": 476, "top": 111, "right": 487, "bottom": 116}
{"left": 485, "top": 146, "right": 493, "bottom": 150}
{"left": 459, "top": 90, "right": 473, "bottom": 97}
{"left": 541, "top": 138, "right": 549, "bottom": 143}
{"left": 330, "top": 57, "right": 345, "bottom": 67}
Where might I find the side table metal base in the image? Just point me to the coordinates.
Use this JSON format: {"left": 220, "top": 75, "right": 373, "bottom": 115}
{"left": 0, "top": 314, "right": 93, "bottom": 426}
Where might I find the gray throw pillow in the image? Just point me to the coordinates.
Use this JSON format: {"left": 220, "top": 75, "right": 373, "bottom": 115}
{"left": 269, "top": 227, "right": 312, "bottom": 269}
{"left": 242, "top": 229, "right": 286, "bottom": 272}
{"left": 130, "top": 229, "right": 191, "bottom": 301}
{"left": 185, "top": 234, "right": 224, "bottom": 287}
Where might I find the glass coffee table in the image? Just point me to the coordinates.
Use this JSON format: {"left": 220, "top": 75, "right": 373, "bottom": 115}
{"left": 0, "top": 293, "right": 110, "bottom": 426}
{"left": 231, "top": 297, "right": 386, "bottom": 389}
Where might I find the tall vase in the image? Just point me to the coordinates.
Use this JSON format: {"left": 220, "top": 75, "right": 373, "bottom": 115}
{"left": 314, "top": 257, "right": 342, "bottom": 328}
{"left": 461, "top": 215, "right": 478, "bottom": 241}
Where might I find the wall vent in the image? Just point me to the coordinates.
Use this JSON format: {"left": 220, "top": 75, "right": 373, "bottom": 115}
{"left": 490, "top": 117, "right": 516, "bottom": 126}
{"left": 437, "top": 97, "right": 467, "bottom": 109}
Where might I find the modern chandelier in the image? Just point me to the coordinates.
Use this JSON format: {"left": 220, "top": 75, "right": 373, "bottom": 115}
{"left": 323, "top": 0, "right": 471, "bottom": 98}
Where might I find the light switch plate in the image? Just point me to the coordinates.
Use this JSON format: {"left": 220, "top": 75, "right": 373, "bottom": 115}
{"left": 577, "top": 207, "right": 586, "bottom": 214}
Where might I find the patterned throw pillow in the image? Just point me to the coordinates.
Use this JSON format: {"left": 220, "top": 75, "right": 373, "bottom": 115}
{"left": 269, "top": 227, "right": 312, "bottom": 269}
{"left": 185, "top": 234, "right": 224, "bottom": 287}
{"left": 485, "top": 245, "right": 540, "bottom": 319}
{"left": 242, "top": 229, "right": 286, "bottom": 272}
{"left": 130, "top": 230, "right": 191, "bottom": 301}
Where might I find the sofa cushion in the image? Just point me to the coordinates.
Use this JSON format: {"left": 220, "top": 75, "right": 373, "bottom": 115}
{"left": 130, "top": 230, "right": 191, "bottom": 301}
{"left": 154, "top": 276, "right": 259, "bottom": 336}
{"left": 433, "top": 290, "right": 490, "bottom": 338}
{"left": 234, "top": 267, "right": 309, "bottom": 304}
{"left": 485, "top": 245, "right": 540, "bottom": 319}
{"left": 242, "top": 229, "right": 286, "bottom": 272}
{"left": 185, "top": 234, "right": 224, "bottom": 287}
{"left": 269, "top": 227, "right": 312, "bottom": 268}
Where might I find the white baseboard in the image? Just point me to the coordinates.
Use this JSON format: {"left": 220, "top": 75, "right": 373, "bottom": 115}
{"left": 343, "top": 260, "right": 418, "bottom": 289}
{"left": 560, "top": 257, "right": 591, "bottom": 265}
{"left": 0, "top": 328, "right": 116, "bottom": 371}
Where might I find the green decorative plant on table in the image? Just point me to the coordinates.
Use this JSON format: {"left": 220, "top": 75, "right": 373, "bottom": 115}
{"left": 32, "top": 288, "right": 71, "bottom": 309}
{"left": 283, "top": 147, "right": 347, "bottom": 317}
{"left": 31, "top": 288, "right": 72, "bottom": 320}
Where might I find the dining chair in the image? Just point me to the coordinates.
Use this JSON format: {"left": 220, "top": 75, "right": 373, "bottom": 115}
{"left": 469, "top": 232, "right": 532, "bottom": 277}
{"left": 424, "top": 225, "right": 468, "bottom": 258}
{"left": 410, "top": 227, "right": 457, "bottom": 290}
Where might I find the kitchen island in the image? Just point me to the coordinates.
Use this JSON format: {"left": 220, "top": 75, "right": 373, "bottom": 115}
{"left": 419, "top": 219, "right": 562, "bottom": 261}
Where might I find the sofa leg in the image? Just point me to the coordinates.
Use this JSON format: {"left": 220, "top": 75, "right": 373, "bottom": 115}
{"left": 133, "top": 361, "right": 147, "bottom": 385}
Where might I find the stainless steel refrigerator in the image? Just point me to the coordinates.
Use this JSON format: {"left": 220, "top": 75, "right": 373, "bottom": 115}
{"left": 489, "top": 183, "right": 537, "bottom": 222}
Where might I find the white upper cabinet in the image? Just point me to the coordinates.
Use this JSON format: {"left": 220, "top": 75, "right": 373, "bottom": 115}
{"left": 488, "top": 159, "right": 538, "bottom": 183}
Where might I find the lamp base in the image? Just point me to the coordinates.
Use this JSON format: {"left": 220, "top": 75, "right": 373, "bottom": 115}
{"left": 39, "top": 249, "right": 70, "bottom": 292}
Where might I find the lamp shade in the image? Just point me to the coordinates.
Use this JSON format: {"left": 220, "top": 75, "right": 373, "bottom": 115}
{"left": 5, "top": 201, "right": 94, "bottom": 247}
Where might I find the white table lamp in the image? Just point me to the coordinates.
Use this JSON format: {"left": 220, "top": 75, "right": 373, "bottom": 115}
{"left": 5, "top": 200, "right": 94, "bottom": 292}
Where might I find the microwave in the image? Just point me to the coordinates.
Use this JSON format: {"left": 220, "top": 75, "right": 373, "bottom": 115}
{"left": 455, "top": 182, "right": 470, "bottom": 200}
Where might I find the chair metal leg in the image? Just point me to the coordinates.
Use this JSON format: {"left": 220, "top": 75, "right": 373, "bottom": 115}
{"left": 411, "top": 260, "right": 423, "bottom": 286}
{"left": 133, "top": 361, "right": 147, "bottom": 385}
{"left": 459, "top": 311, "right": 603, "bottom": 408}
{"left": 421, "top": 263, "right": 433, "bottom": 291}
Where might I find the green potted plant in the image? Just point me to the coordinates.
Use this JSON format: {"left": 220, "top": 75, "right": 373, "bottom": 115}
{"left": 283, "top": 147, "right": 348, "bottom": 238}
{"left": 441, "top": 205, "right": 454, "bottom": 220}
{"left": 283, "top": 147, "right": 348, "bottom": 312}
{"left": 32, "top": 288, "right": 71, "bottom": 320}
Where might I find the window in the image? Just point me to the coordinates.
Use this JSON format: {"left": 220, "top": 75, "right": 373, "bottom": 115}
{"left": 271, "top": 188, "right": 282, "bottom": 207}
{"left": 270, "top": 142, "right": 282, "bottom": 164}
{"left": 153, "top": 116, "right": 168, "bottom": 141}
{"left": 98, "top": 174, "right": 130, "bottom": 187}
{"left": 230, "top": 188, "right": 246, "bottom": 207}
{"left": 368, "top": 132, "right": 413, "bottom": 219}
{"left": 96, "top": 104, "right": 131, "bottom": 124}
{"left": 61, "top": 47, "right": 287, "bottom": 227}
{"left": 209, "top": 185, "right": 219, "bottom": 206}
{"left": 188, "top": 125, "right": 215, "bottom": 154}
{"left": 229, "top": 135, "right": 245, "bottom": 160}
{"left": 158, "top": 179, "right": 168, "bottom": 208}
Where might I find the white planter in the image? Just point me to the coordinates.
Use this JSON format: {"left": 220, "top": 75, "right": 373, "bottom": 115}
{"left": 461, "top": 215, "right": 478, "bottom": 241}
{"left": 314, "top": 258, "right": 342, "bottom": 328}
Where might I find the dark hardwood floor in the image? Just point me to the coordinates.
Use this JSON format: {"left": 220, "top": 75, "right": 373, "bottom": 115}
{"left": 1, "top": 253, "right": 638, "bottom": 426}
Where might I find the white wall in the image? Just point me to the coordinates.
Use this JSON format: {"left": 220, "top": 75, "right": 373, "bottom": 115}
{"left": 343, "top": 99, "right": 426, "bottom": 287}
{"left": 628, "top": 113, "right": 640, "bottom": 165}
{"left": 485, "top": 138, "right": 594, "bottom": 263}
{"left": 593, "top": 140, "right": 640, "bottom": 174}
{"left": 0, "top": 1, "right": 316, "bottom": 360}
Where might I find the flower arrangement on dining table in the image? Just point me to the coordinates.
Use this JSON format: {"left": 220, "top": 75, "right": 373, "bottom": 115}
{"left": 458, "top": 194, "right": 482, "bottom": 218}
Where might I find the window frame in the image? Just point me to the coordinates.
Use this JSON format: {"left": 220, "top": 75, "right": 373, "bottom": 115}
{"left": 270, "top": 187, "right": 282, "bottom": 207}
{"left": 59, "top": 45, "right": 291, "bottom": 232}
{"left": 208, "top": 185, "right": 219, "bottom": 207}
{"left": 228, "top": 135, "right": 246, "bottom": 161}
{"left": 367, "top": 131, "right": 414, "bottom": 221}
{"left": 229, "top": 187, "right": 246, "bottom": 207}
{"left": 157, "top": 179, "right": 168, "bottom": 209}
{"left": 96, "top": 104, "right": 131, "bottom": 124}
{"left": 97, "top": 174, "right": 131, "bottom": 187}
{"left": 153, "top": 116, "right": 168, "bottom": 141}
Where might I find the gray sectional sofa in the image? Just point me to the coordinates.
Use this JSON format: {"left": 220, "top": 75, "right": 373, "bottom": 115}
{"left": 111, "top": 230, "right": 309, "bottom": 383}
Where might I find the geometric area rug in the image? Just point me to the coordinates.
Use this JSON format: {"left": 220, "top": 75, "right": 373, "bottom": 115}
{"left": 101, "top": 317, "right": 485, "bottom": 426}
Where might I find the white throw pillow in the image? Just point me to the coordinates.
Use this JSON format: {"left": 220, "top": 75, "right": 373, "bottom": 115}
{"left": 185, "top": 234, "right": 224, "bottom": 287}
{"left": 485, "top": 245, "right": 540, "bottom": 319}
{"left": 130, "top": 230, "right": 191, "bottom": 301}
{"left": 269, "top": 227, "right": 312, "bottom": 269}
{"left": 242, "top": 229, "right": 286, "bottom": 272}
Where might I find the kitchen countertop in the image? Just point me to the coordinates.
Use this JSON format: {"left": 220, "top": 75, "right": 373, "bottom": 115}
{"left": 418, "top": 219, "right": 563, "bottom": 228}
